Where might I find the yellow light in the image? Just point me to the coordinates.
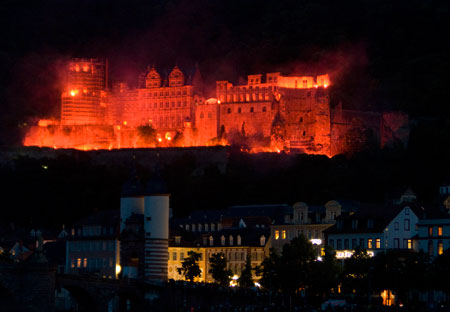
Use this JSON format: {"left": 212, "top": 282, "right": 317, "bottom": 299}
{"left": 218, "top": 100, "right": 221, "bottom": 104}
{"left": 70, "top": 90, "right": 77, "bottom": 96}
{"left": 158, "top": 138, "right": 162, "bottom": 142}
{"left": 123, "top": 121, "right": 127, "bottom": 125}
{"left": 324, "top": 84, "right": 328, "bottom": 88}
{"left": 116, "top": 264, "right": 121, "bottom": 275}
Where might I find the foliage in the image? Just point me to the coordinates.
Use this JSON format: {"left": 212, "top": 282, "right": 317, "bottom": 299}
{"left": 433, "top": 248, "right": 450, "bottom": 294}
{"left": 238, "top": 255, "right": 254, "bottom": 287}
{"left": 209, "top": 252, "right": 232, "bottom": 286}
{"left": 137, "top": 125, "right": 157, "bottom": 145}
{"left": 308, "top": 246, "right": 341, "bottom": 300}
{"left": 255, "top": 248, "right": 282, "bottom": 292}
{"left": 342, "top": 247, "right": 372, "bottom": 295}
{"left": 177, "top": 251, "right": 202, "bottom": 282}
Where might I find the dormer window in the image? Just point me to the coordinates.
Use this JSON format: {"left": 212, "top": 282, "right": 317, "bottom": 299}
{"left": 260, "top": 235, "right": 266, "bottom": 246}
{"left": 211, "top": 224, "right": 215, "bottom": 231}
{"left": 198, "top": 224, "right": 202, "bottom": 232}
{"left": 205, "top": 224, "right": 209, "bottom": 232}
{"left": 221, "top": 235, "right": 225, "bottom": 246}
{"left": 237, "top": 235, "right": 242, "bottom": 246}
{"left": 209, "top": 236, "right": 214, "bottom": 246}
{"left": 175, "top": 236, "right": 181, "bottom": 245}
{"left": 229, "top": 235, "right": 233, "bottom": 246}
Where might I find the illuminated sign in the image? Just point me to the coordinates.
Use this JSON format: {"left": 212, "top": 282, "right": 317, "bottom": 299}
{"left": 335, "top": 250, "right": 374, "bottom": 259}
{"left": 310, "top": 239, "right": 322, "bottom": 245}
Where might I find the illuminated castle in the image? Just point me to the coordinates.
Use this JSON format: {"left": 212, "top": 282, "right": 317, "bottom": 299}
{"left": 24, "top": 58, "right": 409, "bottom": 155}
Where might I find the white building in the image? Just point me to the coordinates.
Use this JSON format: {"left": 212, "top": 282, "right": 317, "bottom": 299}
{"left": 325, "top": 204, "right": 419, "bottom": 259}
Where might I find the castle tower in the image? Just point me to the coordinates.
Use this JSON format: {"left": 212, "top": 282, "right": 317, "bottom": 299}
{"left": 145, "top": 66, "right": 162, "bottom": 88}
{"left": 143, "top": 173, "right": 170, "bottom": 281}
{"left": 61, "top": 58, "right": 108, "bottom": 125}
{"left": 120, "top": 169, "right": 145, "bottom": 232}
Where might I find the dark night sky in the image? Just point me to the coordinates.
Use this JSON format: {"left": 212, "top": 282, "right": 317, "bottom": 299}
{"left": 1, "top": 0, "right": 449, "bottom": 145}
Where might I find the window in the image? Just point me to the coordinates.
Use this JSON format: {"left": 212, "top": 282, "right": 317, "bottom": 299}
{"left": 198, "top": 224, "right": 202, "bottom": 231}
{"left": 250, "top": 107, "right": 254, "bottom": 113}
{"left": 221, "top": 235, "right": 225, "bottom": 246}
{"left": 211, "top": 224, "right": 215, "bottom": 231}
{"left": 227, "top": 108, "right": 231, "bottom": 114}
{"left": 429, "top": 226, "right": 433, "bottom": 236}
{"left": 404, "top": 219, "right": 410, "bottom": 231}
{"left": 209, "top": 236, "right": 214, "bottom": 246}
{"left": 352, "top": 239, "right": 357, "bottom": 249}
{"left": 344, "top": 239, "right": 349, "bottom": 249}
{"left": 407, "top": 239, "right": 412, "bottom": 249}
{"left": 205, "top": 224, "right": 209, "bottom": 232}
{"left": 260, "top": 235, "right": 265, "bottom": 246}
{"left": 275, "top": 230, "right": 280, "bottom": 240}
{"left": 180, "top": 252, "right": 184, "bottom": 260}
{"left": 438, "top": 226, "right": 443, "bottom": 236}
{"left": 282, "top": 230, "right": 287, "bottom": 239}
{"left": 262, "top": 106, "right": 267, "bottom": 112}
{"left": 83, "top": 258, "right": 87, "bottom": 268}
{"left": 77, "top": 258, "right": 81, "bottom": 268}
{"left": 172, "top": 252, "right": 177, "bottom": 260}
{"left": 237, "top": 235, "right": 242, "bottom": 246}
{"left": 175, "top": 236, "right": 181, "bottom": 245}
{"left": 376, "top": 238, "right": 381, "bottom": 249}
{"left": 359, "top": 238, "right": 365, "bottom": 248}
{"left": 299, "top": 117, "right": 303, "bottom": 123}
{"left": 238, "top": 107, "right": 241, "bottom": 114}
{"left": 329, "top": 239, "right": 334, "bottom": 249}
{"left": 303, "top": 80, "right": 308, "bottom": 88}
{"left": 368, "top": 239, "right": 373, "bottom": 249}
{"left": 394, "top": 238, "right": 399, "bottom": 248}
{"left": 367, "top": 219, "right": 374, "bottom": 229}
{"left": 405, "top": 207, "right": 410, "bottom": 215}
{"left": 337, "top": 239, "right": 342, "bottom": 250}
{"left": 438, "top": 241, "right": 444, "bottom": 255}
{"left": 428, "top": 240, "right": 433, "bottom": 256}
{"left": 352, "top": 219, "right": 358, "bottom": 229}
{"left": 229, "top": 235, "right": 233, "bottom": 246}
{"left": 394, "top": 222, "right": 399, "bottom": 230}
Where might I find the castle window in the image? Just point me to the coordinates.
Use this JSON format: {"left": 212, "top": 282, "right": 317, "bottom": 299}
{"left": 246, "top": 94, "right": 250, "bottom": 101}
{"left": 183, "top": 90, "right": 187, "bottom": 95}
{"left": 198, "top": 224, "right": 202, "bottom": 231}
{"left": 180, "top": 252, "right": 184, "bottom": 260}
{"left": 177, "top": 101, "right": 181, "bottom": 107}
{"left": 252, "top": 93, "right": 256, "bottom": 101}
{"left": 227, "top": 108, "right": 231, "bottom": 114}
{"left": 238, "top": 108, "right": 241, "bottom": 114}
{"left": 260, "top": 235, "right": 265, "bottom": 246}
{"left": 240, "top": 94, "right": 244, "bottom": 102}
{"left": 259, "top": 93, "right": 263, "bottom": 100}
{"left": 154, "top": 102, "right": 158, "bottom": 108}
{"left": 262, "top": 106, "right": 267, "bottom": 112}
{"left": 165, "top": 102, "right": 169, "bottom": 108}
{"left": 250, "top": 107, "right": 254, "bottom": 113}
{"left": 404, "top": 219, "right": 410, "bottom": 231}
{"left": 165, "top": 92, "right": 169, "bottom": 96}
{"left": 368, "top": 239, "right": 373, "bottom": 249}
{"left": 175, "top": 236, "right": 181, "bottom": 245}
{"left": 429, "top": 226, "right": 433, "bottom": 236}
{"left": 303, "top": 131, "right": 306, "bottom": 136}
{"left": 208, "top": 112, "right": 212, "bottom": 118}
{"left": 299, "top": 117, "right": 303, "bottom": 123}
{"left": 171, "top": 101, "right": 175, "bottom": 107}
{"left": 303, "top": 80, "right": 308, "bottom": 88}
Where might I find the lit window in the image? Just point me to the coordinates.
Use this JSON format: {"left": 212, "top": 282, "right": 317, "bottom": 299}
{"left": 173, "top": 252, "right": 177, "bottom": 260}
{"left": 429, "top": 226, "right": 433, "bottom": 236}
{"left": 407, "top": 239, "right": 412, "bottom": 249}
{"left": 282, "top": 230, "right": 287, "bottom": 239}
{"left": 83, "top": 258, "right": 87, "bottom": 268}
{"left": 71, "top": 259, "right": 75, "bottom": 268}
{"left": 275, "top": 230, "right": 280, "bottom": 240}
{"left": 368, "top": 239, "right": 373, "bottom": 249}
{"left": 180, "top": 252, "right": 184, "bottom": 260}
{"left": 376, "top": 238, "right": 381, "bottom": 249}
{"left": 438, "top": 226, "right": 443, "bottom": 236}
{"left": 77, "top": 258, "right": 81, "bottom": 268}
{"left": 438, "top": 241, "right": 444, "bottom": 255}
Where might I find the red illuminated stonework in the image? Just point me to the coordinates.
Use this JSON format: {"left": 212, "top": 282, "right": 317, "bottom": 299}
{"left": 23, "top": 58, "right": 408, "bottom": 155}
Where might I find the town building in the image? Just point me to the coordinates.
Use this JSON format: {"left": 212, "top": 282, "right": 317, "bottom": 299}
{"left": 64, "top": 210, "right": 120, "bottom": 278}
{"left": 270, "top": 200, "right": 359, "bottom": 257}
{"left": 325, "top": 202, "right": 419, "bottom": 259}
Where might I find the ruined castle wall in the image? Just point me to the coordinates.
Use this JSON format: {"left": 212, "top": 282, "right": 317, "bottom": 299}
{"left": 218, "top": 101, "right": 276, "bottom": 138}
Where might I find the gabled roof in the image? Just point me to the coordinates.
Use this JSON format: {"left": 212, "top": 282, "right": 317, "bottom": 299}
{"left": 325, "top": 203, "right": 419, "bottom": 235}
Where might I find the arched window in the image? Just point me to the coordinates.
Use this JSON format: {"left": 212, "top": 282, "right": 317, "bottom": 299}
{"left": 237, "top": 235, "right": 241, "bottom": 246}
{"left": 229, "top": 235, "right": 233, "bottom": 246}
{"left": 209, "top": 236, "right": 214, "bottom": 246}
{"left": 262, "top": 106, "right": 267, "bottom": 112}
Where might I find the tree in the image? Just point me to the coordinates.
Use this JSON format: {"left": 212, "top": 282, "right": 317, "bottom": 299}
{"left": 177, "top": 251, "right": 202, "bottom": 282}
{"left": 342, "top": 247, "right": 372, "bottom": 296}
{"left": 256, "top": 248, "right": 282, "bottom": 292}
{"left": 137, "top": 124, "right": 157, "bottom": 145}
{"left": 308, "top": 246, "right": 341, "bottom": 301}
{"left": 238, "top": 255, "right": 254, "bottom": 287}
{"left": 209, "top": 252, "right": 232, "bottom": 286}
